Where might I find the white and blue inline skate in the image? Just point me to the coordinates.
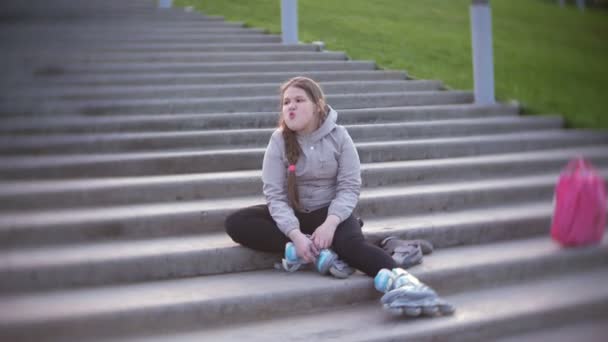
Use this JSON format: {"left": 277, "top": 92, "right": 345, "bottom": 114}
{"left": 281, "top": 242, "right": 355, "bottom": 279}
{"left": 374, "top": 268, "right": 454, "bottom": 317}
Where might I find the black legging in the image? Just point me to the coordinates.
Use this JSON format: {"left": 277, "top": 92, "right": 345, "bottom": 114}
{"left": 225, "top": 204, "right": 396, "bottom": 277}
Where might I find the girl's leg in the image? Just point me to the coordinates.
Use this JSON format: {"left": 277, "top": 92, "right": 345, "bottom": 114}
{"left": 331, "top": 214, "right": 397, "bottom": 277}
{"left": 224, "top": 204, "right": 289, "bottom": 253}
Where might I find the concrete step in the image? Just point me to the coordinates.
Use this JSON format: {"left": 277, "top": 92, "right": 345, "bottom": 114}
{"left": 37, "top": 33, "right": 284, "bottom": 44}
{"left": 0, "top": 103, "right": 518, "bottom": 134}
{"left": 14, "top": 64, "right": 381, "bottom": 91}
{"left": 31, "top": 60, "right": 377, "bottom": 77}
{"left": 0, "top": 116, "right": 563, "bottom": 155}
{"left": 9, "top": 42, "right": 321, "bottom": 54}
{"left": 493, "top": 318, "right": 608, "bottom": 342}
{"left": 8, "top": 17, "right": 247, "bottom": 26}
{"left": 56, "top": 16, "right": 228, "bottom": 23}
{"left": 17, "top": 10, "right": 227, "bottom": 19}
{"left": 3, "top": 80, "right": 443, "bottom": 101}
{"left": 108, "top": 267, "right": 608, "bottom": 342}
{"left": 0, "top": 195, "right": 559, "bottom": 250}
{"left": 0, "top": 7, "right": 204, "bottom": 19}
{"left": 3, "top": 203, "right": 607, "bottom": 290}
{"left": 1, "top": 31, "right": 272, "bottom": 49}
{"left": 6, "top": 33, "right": 283, "bottom": 45}
{"left": 1, "top": 237, "right": 606, "bottom": 340}
{"left": 6, "top": 91, "right": 473, "bottom": 115}
{"left": 1, "top": 14, "right": 228, "bottom": 24}
{"left": 15, "top": 51, "right": 349, "bottom": 67}
{"left": 2, "top": 26, "right": 269, "bottom": 36}
{"left": 1, "top": 21, "right": 249, "bottom": 31}
{"left": 7, "top": 31, "right": 275, "bottom": 44}
{"left": 2, "top": 169, "right": 606, "bottom": 248}
{"left": 4, "top": 0, "right": 156, "bottom": 10}
{"left": 20, "top": 70, "right": 408, "bottom": 87}
{"left": 0, "top": 130, "right": 605, "bottom": 178}
{"left": 1, "top": 146, "right": 605, "bottom": 211}
{"left": 9, "top": 47, "right": 333, "bottom": 64}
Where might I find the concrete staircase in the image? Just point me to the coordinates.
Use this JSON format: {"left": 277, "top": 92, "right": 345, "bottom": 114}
{"left": 1, "top": 1, "right": 608, "bottom": 341}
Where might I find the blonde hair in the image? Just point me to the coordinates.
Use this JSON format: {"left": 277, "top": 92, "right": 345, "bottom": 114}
{"left": 278, "top": 76, "right": 328, "bottom": 209}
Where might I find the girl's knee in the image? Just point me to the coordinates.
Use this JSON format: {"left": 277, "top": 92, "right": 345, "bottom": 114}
{"left": 224, "top": 211, "right": 246, "bottom": 243}
{"left": 332, "top": 219, "right": 365, "bottom": 251}
{"left": 332, "top": 235, "right": 364, "bottom": 257}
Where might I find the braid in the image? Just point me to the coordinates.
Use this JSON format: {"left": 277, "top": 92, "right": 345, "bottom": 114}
{"left": 282, "top": 127, "right": 301, "bottom": 209}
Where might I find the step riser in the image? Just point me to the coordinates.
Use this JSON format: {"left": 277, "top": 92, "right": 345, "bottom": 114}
{"left": 12, "top": 52, "right": 347, "bottom": 65}
{"left": 2, "top": 134, "right": 604, "bottom": 179}
{"left": 443, "top": 299, "right": 608, "bottom": 342}
{"left": 3, "top": 31, "right": 270, "bottom": 44}
{"left": 358, "top": 181, "right": 554, "bottom": 219}
{"left": 6, "top": 22, "right": 247, "bottom": 30}
{"left": 1, "top": 213, "right": 564, "bottom": 288}
{"left": 3, "top": 15, "right": 228, "bottom": 22}
{"left": 7, "top": 27, "right": 269, "bottom": 36}
{"left": 2, "top": 246, "right": 606, "bottom": 340}
{"left": 15, "top": 43, "right": 320, "bottom": 54}
{"left": 24, "top": 35, "right": 284, "bottom": 44}
{"left": 100, "top": 44, "right": 316, "bottom": 53}
{"left": 0, "top": 119, "right": 561, "bottom": 155}
{"left": 21, "top": 71, "right": 408, "bottom": 87}
{"left": 30, "top": 61, "right": 376, "bottom": 78}
{"left": 9, "top": 39, "right": 283, "bottom": 51}
{"left": 8, "top": 92, "right": 472, "bottom": 116}
{"left": 0, "top": 104, "right": 518, "bottom": 134}
{"left": 1, "top": 11, "right": 222, "bottom": 17}
{"left": 4, "top": 176, "right": 601, "bottom": 249}
{"left": 4, "top": 81, "right": 442, "bottom": 102}
{"left": 3, "top": 153, "right": 605, "bottom": 211}
{"left": 12, "top": 35, "right": 281, "bottom": 47}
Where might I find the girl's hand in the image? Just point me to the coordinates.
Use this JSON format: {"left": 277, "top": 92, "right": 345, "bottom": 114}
{"left": 289, "top": 231, "right": 319, "bottom": 263}
{"left": 311, "top": 215, "right": 340, "bottom": 250}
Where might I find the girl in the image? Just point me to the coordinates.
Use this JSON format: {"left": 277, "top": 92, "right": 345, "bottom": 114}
{"left": 225, "top": 76, "right": 453, "bottom": 317}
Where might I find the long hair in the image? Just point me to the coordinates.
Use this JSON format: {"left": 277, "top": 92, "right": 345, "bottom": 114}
{"left": 278, "top": 76, "right": 328, "bottom": 209}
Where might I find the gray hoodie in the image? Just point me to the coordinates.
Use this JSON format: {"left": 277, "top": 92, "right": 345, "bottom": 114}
{"left": 262, "top": 106, "right": 362, "bottom": 236}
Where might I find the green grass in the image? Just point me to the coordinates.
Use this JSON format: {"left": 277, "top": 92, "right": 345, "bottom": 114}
{"left": 175, "top": 0, "right": 608, "bottom": 129}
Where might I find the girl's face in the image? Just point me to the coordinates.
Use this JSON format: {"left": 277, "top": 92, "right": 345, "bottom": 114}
{"left": 282, "top": 86, "right": 319, "bottom": 134}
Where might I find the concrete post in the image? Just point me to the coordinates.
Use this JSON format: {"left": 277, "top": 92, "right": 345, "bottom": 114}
{"left": 559, "top": 0, "right": 587, "bottom": 11}
{"left": 159, "top": 0, "right": 172, "bottom": 9}
{"left": 281, "top": 0, "right": 298, "bottom": 44}
{"left": 470, "top": 0, "right": 495, "bottom": 105}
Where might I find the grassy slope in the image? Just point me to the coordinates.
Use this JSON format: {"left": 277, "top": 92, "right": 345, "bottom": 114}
{"left": 175, "top": 0, "right": 607, "bottom": 129}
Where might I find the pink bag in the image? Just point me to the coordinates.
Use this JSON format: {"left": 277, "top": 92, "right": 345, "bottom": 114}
{"left": 551, "top": 157, "right": 606, "bottom": 247}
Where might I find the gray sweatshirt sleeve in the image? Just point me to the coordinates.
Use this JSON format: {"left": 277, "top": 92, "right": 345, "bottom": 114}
{"left": 328, "top": 127, "right": 362, "bottom": 222}
{"left": 262, "top": 131, "right": 300, "bottom": 236}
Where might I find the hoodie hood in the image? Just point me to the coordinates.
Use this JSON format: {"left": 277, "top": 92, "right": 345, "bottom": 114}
{"left": 297, "top": 105, "right": 337, "bottom": 144}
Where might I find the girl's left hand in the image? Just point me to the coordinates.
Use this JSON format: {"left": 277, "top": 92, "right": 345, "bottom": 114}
{"left": 311, "top": 221, "right": 338, "bottom": 250}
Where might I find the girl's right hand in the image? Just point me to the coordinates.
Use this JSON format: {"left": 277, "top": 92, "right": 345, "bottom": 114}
{"left": 290, "top": 231, "right": 319, "bottom": 263}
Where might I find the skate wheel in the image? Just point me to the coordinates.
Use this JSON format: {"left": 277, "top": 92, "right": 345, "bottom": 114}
{"left": 403, "top": 307, "right": 422, "bottom": 317}
{"left": 422, "top": 305, "right": 438, "bottom": 316}
{"left": 438, "top": 303, "right": 455, "bottom": 315}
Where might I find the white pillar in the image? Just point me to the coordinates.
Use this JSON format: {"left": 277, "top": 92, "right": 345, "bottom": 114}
{"left": 576, "top": 0, "right": 586, "bottom": 11}
{"left": 470, "top": 0, "right": 495, "bottom": 105}
{"left": 159, "top": 0, "right": 172, "bottom": 9}
{"left": 281, "top": 0, "right": 298, "bottom": 44}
